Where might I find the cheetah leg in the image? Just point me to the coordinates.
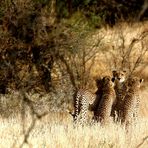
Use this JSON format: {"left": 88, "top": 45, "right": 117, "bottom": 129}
{"left": 133, "top": 103, "right": 139, "bottom": 125}
{"left": 101, "top": 99, "right": 113, "bottom": 125}
{"left": 79, "top": 95, "right": 88, "bottom": 125}
{"left": 74, "top": 91, "right": 81, "bottom": 124}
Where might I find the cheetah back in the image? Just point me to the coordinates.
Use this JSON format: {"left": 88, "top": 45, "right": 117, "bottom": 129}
{"left": 74, "top": 89, "right": 96, "bottom": 125}
{"left": 122, "top": 77, "right": 143, "bottom": 127}
{"left": 95, "top": 76, "right": 116, "bottom": 124}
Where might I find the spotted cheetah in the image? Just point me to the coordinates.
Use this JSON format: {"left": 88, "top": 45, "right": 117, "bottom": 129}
{"left": 72, "top": 78, "right": 103, "bottom": 125}
{"left": 94, "top": 76, "right": 116, "bottom": 124}
{"left": 89, "top": 78, "right": 104, "bottom": 112}
{"left": 122, "top": 77, "right": 143, "bottom": 128}
{"left": 111, "top": 70, "right": 128, "bottom": 121}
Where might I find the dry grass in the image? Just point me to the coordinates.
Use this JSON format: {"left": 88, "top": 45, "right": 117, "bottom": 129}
{"left": 0, "top": 80, "right": 148, "bottom": 148}
{"left": 0, "top": 88, "right": 148, "bottom": 148}
{"left": 0, "top": 111, "right": 148, "bottom": 148}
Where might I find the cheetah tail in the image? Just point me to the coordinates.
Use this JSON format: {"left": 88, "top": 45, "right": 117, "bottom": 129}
{"left": 65, "top": 109, "right": 75, "bottom": 118}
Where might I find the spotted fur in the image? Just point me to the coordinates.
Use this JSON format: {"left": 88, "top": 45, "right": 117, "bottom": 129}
{"left": 73, "top": 89, "right": 96, "bottom": 125}
{"left": 122, "top": 77, "right": 143, "bottom": 127}
{"left": 111, "top": 70, "right": 128, "bottom": 121}
{"left": 73, "top": 78, "right": 103, "bottom": 125}
{"left": 94, "top": 76, "right": 116, "bottom": 124}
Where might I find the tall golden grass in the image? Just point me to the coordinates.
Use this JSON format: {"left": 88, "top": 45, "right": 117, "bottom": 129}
{"left": 0, "top": 112, "right": 148, "bottom": 148}
{"left": 0, "top": 88, "right": 148, "bottom": 148}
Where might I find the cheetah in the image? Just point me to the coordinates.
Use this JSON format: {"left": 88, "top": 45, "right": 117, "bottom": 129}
{"left": 89, "top": 78, "right": 104, "bottom": 112}
{"left": 122, "top": 77, "right": 143, "bottom": 128}
{"left": 72, "top": 78, "right": 103, "bottom": 125}
{"left": 111, "top": 70, "right": 128, "bottom": 121}
{"left": 94, "top": 76, "right": 116, "bottom": 124}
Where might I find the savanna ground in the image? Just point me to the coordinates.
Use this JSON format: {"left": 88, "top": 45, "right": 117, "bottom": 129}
{"left": 0, "top": 22, "right": 148, "bottom": 148}
{"left": 0, "top": 88, "right": 148, "bottom": 148}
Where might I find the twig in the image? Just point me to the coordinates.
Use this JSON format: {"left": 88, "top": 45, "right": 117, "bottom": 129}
{"left": 136, "top": 136, "right": 148, "bottom": 148}
{"left": 19, "top": 90, "right": 48, "bottom": 148}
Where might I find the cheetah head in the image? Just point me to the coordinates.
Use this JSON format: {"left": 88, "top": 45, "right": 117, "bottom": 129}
{"left": 95, "top": 77, "right": 103, "bottom": 89}
{"left": 112, "top": 70, "right": 127, "bottom": 83}
{"left": 127, "top": 77, "right": 144, "bottom": 88}
{"left": 102, "top": 76, "right": 115, "bottom": 87}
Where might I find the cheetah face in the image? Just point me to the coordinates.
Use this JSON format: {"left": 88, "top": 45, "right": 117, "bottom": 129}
{"left": 102, "top": 76, "right": 115, "bottom": 87}
{"left": 127, "top": 77, "right": 143, "bottom": 88}
{"left": 112, "top": 70, "right": 127, "bottom": 83}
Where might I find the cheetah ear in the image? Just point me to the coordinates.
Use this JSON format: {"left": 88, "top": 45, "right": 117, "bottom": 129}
{"left": 102, "top": 76, "right": 106, "bottom": 82}
{"left": 112, "top": 70, "right": 117, "bottom": 76}
{"left": 140, "top": 79, "right": 144, "bottom": 83}
{"left": 104, "top": 77, "right": 110, "bottom": 81}
{"left": 95, "top": 77, "right": 102, "bottom": 81}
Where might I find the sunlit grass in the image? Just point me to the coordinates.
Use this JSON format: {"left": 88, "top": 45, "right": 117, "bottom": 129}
{"left": 0, "top": 87, "right": 148, "bottom": 148}
{"left": 0, "top": 81, "right": 148, "bottom": 148}
{"left": 0, "top": 111, "right": 148, "bottom": 148}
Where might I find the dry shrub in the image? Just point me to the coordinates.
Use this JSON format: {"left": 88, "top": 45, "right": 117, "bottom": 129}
{"left": 85, "top": 22, "right": 148, "bottom": 78}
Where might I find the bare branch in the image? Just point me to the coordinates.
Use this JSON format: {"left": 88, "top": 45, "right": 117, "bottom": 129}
{"left": 19, "top": 90, "right": 48, "bottom": 148}
{"left": 137, "top": 0, "right": 148, "bottom": 21}
{"left": 136, "top": 136, "right": 148, "bottom": 148}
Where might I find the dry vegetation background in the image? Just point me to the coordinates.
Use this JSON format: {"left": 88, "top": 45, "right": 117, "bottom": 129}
{"left": 0, "top": 0, "right": 148, "bottom": 147}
